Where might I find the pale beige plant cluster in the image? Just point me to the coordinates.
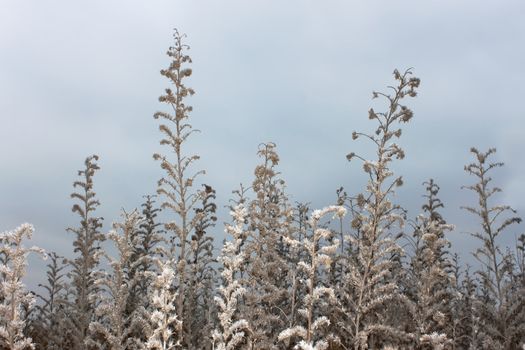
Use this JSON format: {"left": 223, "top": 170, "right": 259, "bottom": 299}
{"left": 1, "top": 29, "right": 524, "bottom": 350}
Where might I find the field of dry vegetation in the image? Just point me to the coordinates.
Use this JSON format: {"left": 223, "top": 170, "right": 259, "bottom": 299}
{"left": 1, "top": 29, "right": 524, "bottom": 350}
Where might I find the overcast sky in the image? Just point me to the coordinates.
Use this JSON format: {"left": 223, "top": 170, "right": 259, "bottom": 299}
{"left": 1, "top": 1, "right": 524, "bottom": 288}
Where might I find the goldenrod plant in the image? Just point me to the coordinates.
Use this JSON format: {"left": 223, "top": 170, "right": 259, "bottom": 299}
{"left": 66, "top": 155, "right": 105, "bottom": 350}
{"left": 341, "top": 69, "right": 420, "bottom": 349}
{"left": 152, "top": 29, "right": 213, "bottom": 348}
{"left": 278, "top": 206, "right": 346, "bottom": 350}
{"left": 243, "top": 143, "right": 294, "bottom": 349}
{"left": 462, "top": 148, "right": 524, "bottom": 349}
{"left": 0, "top": 224, "right": 45, "bottom": 350}
{"left": 213, "top": 202, "right": 251, "bottom": 350}
{"left": 88, "top": 210, "right": 149, "bottom": 350}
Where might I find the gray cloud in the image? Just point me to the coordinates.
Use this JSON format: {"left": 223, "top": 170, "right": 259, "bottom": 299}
{"left": 1, "top": 0, "right": 524, "bottom": 289}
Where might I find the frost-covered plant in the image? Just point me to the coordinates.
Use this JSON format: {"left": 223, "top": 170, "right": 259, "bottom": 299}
{"left": 66, "top": 154, "right": 105, "bottom": 349}
{"left": 507, "top": 234, "right": 525, "bottom": 349}
{"left": 419, "top": 332, "right": 448, "bottom": 350}
{"left": 412, "top": 216, "right": 454, "bottom": 348}
{"left": 186, "top": 184, "right": 217, "bottom": 349}
{"left": 342, "top": 69, "right": 420, "bottom": 349}
{"left": 33, "top": 252, "right": 68, "bottom": 349}
{"left": 243, "top": 142, "right": 294, "bottom": 349}
{"left": 88, "top": 210, "right": 149, "bottom": 349}
{"left": 0, "top": 224, "right": 45, "bottom": 350}
{"left": 449, "top": 261, "right": 481, "bottom": 350}
{"left": 278, "top": 206, "right": 346, "bottom": 350}
{"left": 462, "top": 148, "right": 520, "bottom": 306}
{"left": 213, "top": 203, "right": 251, "bottom": 350}
{"left": 287, "top": 202, "right": 311, "bottom": 334}
{"left": 128, "top": 195, "right": 164, "bottom": 314}
{"left": 407, "top": 180, "right": 455, "bottom": 348}
{"left": 462, "top": 147, "right": 523, "bottom": 349}
{"left": 152, "top": 29, "right": 206, "bottom": 347}
{"left": 146, "top": 258, "right": 183, "bottom": 350}
{"left": 514, "top": 235, "right": 525, "bottom": 283}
